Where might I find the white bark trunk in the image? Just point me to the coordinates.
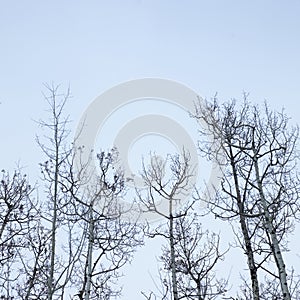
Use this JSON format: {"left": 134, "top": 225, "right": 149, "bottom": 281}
{"left": 169, "top": 196, "right": 179, "bottom": 300}
{"left": 48, "top": 120, "right": 59, "bottom": 300}
{"left": 169, "top": 214, "right": 179, "bottom": 300}
{"left": 253, "top": 152, "right": 291, "bottom": 300}
{"left": 85, "top": 207, "right": 94, "bottom": 300}
{"left": 229, "top": 146, "right": 260, "bottom": 300}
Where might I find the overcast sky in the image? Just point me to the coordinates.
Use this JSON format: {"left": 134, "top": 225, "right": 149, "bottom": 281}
{"left": 1, "top": 0, "right": 300, "bottom": 167}
{"left": 1, "top": 1, "right": 300, "bottom": 299}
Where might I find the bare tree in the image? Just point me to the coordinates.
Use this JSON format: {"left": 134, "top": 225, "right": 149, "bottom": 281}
{"left": 139, "top": 151, "right": 227, "bottom": 300}
{"left": 35, "top": 84, "right": 81, "bottom": 299}
{"left": 16, "top": 218, "right": 52, "bottom": 299}
{"left": 1, "top": 85, "right": 142, "bottom": 299}
{"left": 138, "top": 151, "right": 194, "bottom": 300}
{"left": 0, "top": 169, "right": 35, "bottom": 299}
{"left": 235, "top": 269, "right": 300, "bottom": 300}
{"left": 193, "top": 97, "right": 300, "bottom": 300}
{"left": 61, "top": 148, "right": 143, "bottom": 300}
{"left": 193, "top": 98, "right": 261, "bottom": 300}
{"left": 160, "top": 213, "right": 228, "bottom": 300}
{"left": 0, "top": 84, "right": 76, "bottom": 299}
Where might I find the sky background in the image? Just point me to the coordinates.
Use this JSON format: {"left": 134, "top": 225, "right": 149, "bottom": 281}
{"left": 1, "top": 1, "right": 300, "bottom": 299}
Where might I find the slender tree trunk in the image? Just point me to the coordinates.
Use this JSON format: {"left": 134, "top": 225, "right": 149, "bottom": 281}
{"left": 85, "top": 207, "right": 94, "bottom": 300}
{"left": 169, "top": 213, "right": 179, "bottom": 300}
{"left": 238, "top": 211, "right": 260, "bottom": 300}
{"left": 229, "top": 145, "right": 260, "bottom": 300}
{"left": 196, "top": 281, "right": 203, "bottom": 300}
{"left": 252, "top": 151, "right": 291, "bottom": 300}
{"left": 169, "top": 193, "right": 179, "bottom": 300}
{"left": 48, "top": 117, "right": 60, "bottom": 300}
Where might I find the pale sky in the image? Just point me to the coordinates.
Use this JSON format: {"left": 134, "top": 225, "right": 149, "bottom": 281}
{"left": 0, "top": 1, "right": 300, "bottom": 299}
{"left": 1, "top": 0, "right": 300, "bottom": 168}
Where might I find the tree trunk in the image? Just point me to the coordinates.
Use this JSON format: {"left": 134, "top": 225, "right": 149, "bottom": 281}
{"left": 229, "top": 145, "right": 260, "bottom": 300}
{"left": 169, "top": 213, "right": 179, "bottom": 300}
{"left": 169, "top": 191, "right": 179, "bottom": 300}
{"left": 85, "top": 207, "right": 94, "bottom": 300}
{"left": 252, "top": 151, "right": 291, "bottom": 300}
{"left": 48, "top": 117, "right": 60, "bottom": 300}
{"left": 196, "top": 280, "right": 203, "bottom": 300}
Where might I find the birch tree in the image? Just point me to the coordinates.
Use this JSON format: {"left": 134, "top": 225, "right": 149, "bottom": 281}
{"left": 159, "top": 213, "right": 227, "bottom": 300}
{"left": 16, "top": 217, "right": 52, "bottom": 299}
{"left": 32, "top": 85, "right": 142, "bottom": 299}
{"left": 0, "top": 84, "right": 77, "bottom": 299}
{"left": 61, "top": 148, "right": 143, "bottom": 300}
{"left": 139, "top": 151, "right": 227, "bottom": 300}
{"left": 36, "top": 84, "right": 80, "bottom": 299}
{"left": 0, "top": 169, "right": 35, "bottom": 299}
{"left": 193, "top": 97, "right": 300, "bottom": 300}
{"left": 138, "top": 151, "right": 194, "bottom": 300}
